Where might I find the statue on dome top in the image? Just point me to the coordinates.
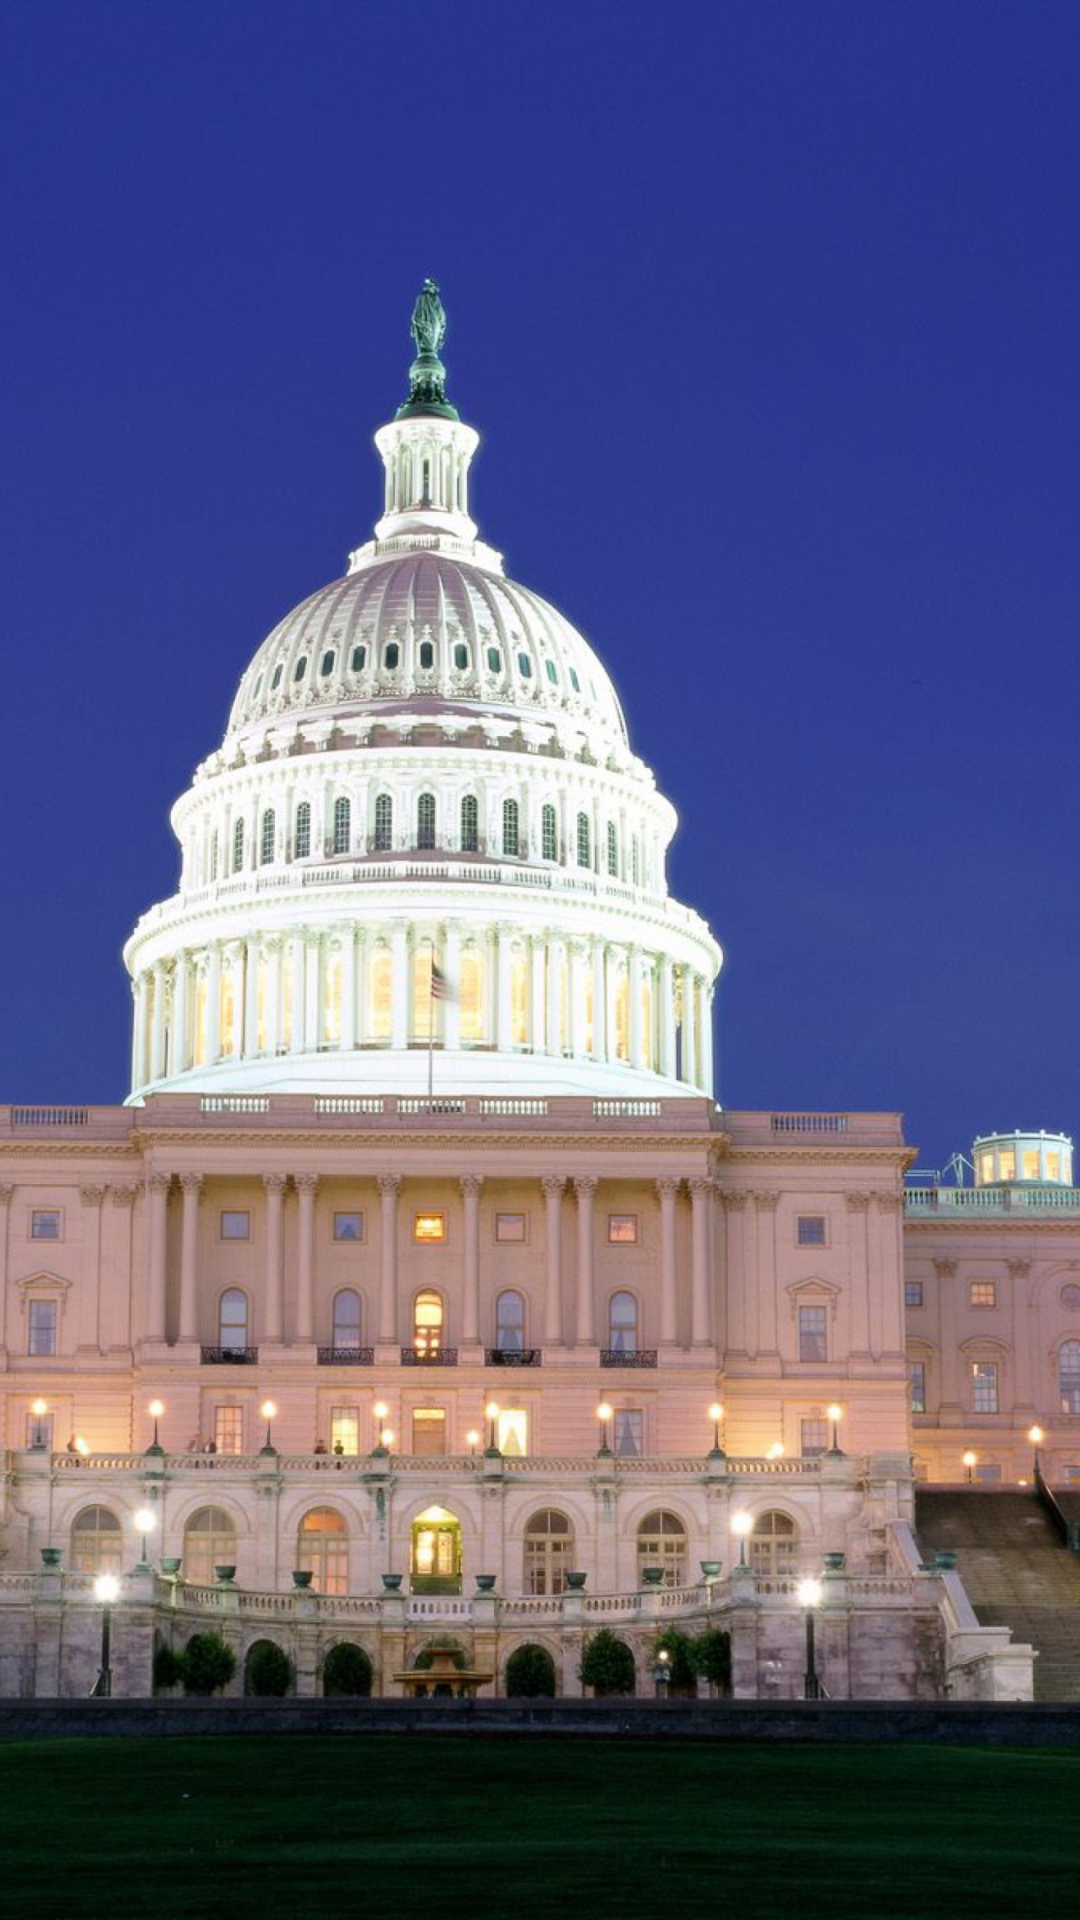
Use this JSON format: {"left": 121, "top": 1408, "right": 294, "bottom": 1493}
{"left": 410, "top": 278, "right": 447, "bottom": 358}
{"left": 397, "top": 276, "right": 458, "bottom": 422}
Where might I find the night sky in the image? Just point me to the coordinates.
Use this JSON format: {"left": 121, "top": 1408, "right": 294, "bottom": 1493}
{"left": 3, "top": 2, "right": 1079, "bottom": 1172}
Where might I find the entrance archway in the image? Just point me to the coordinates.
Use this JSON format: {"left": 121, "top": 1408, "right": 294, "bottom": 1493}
{"left": 410, "top": 1505, "right": 462, "bottom": 1594}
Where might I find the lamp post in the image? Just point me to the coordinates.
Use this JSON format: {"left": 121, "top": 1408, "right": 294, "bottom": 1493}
{"left": 372, "top": 1401, "right": 389, "bottom": 1454}
{"left": 962, "top": 1449, "right": 977, "bottom": 1484}
{"left": 596, "top": 1402, "right": 613, "bottom": 1457}
{"left": 147, "top": 1400, "right": 165, "bottom": 1456}
{"left": 466, "top": 1429, "right": 480, "bottom": 1459}
{"left": 826, "top": 1403, "right": 843, "bottom": 1456}
{"left": 75, "top": 1437, "right": 90, "bottom": 1459}
{"left": 731, "top": 1511, "right": 753, "bottom": 1567}
{"left": 91, "top": 1573, "right": 120, "bottom": 1697}
{"left": 260, "top": 1400, "right": 277, "bottom": 1455}
{"left": 1028, "top": 1425, "right": 1044, "bottom": 1480}
{"left": 652, "top": 1647, "right": 671, "bottom": 1699}
{"left": 379, "top": 1427, "right": 394, "bottom": 1454}
{"left": 30, "top": 1398, "right": 49, "bottom": 1450}
{"left": 485, "top": 1400, "right": 501, "bottom": 1456}
{"left": 708, "top": 1402, "right": 725, "bottom": 1459}
{"left": 133, "top": 1508, "right": 157, "bottom": 1570}
{"left": 797, "top": 1577, "right": 824, "bottom": 1699}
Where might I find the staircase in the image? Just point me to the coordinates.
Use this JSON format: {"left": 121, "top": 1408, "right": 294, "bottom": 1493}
{"left": 915, "top": 1487, "right": 1080, "bottom": 1701}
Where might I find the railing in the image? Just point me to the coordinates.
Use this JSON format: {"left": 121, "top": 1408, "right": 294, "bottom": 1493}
{"left": 200, "top": 1096, "right": 271, "bottom": 1115}
{"left": 200, "top": 1345, "right": 259, "bottom": 1365}
{"left": 10, "top": 1105, "right": 90, "bottom": 1127}
{"left": 400, "top": 1348, "right": 459, "bottom": 1367}
{"left": 600, "top": 1350, "right": 658, "bottom": 1369}
{"left": 1035, "top": 1460, "right": 1080, "bottom": 1553}
{"left": 905, "top": 1184, "right": 1080, "bottom": 1215}
{"left": 485, "top": 1348, "right": 542, "bottom": 1367}
{"left": 312, "top": 1096, "right": 385, "bottom": 1114}
{"left": 316, "top": 1347, "right": 375, "bottom": 1366}
{"left": 19, "top": 1448, "right": 830, "bottom": 1479}
{"left": 770, "top": 1113, "right": 849, "bottom": 1134}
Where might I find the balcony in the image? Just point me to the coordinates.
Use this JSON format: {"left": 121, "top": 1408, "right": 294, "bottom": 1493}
{"left": 201, "top": 1345, "right": 259, "bottom": 1365}
{"left": 401, "top": 1347, "right": 458, "bottom": 1367}
{"left": 317, "top": 1347, "right": 375, "bottom": 1366}
{"left": 600, "top": 1350, "right": 658, "bottom": 1369}
{"left": 485, "top": 1348, "right": 542, "bottom": 1367}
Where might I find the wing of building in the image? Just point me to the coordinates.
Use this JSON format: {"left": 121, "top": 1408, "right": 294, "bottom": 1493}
{"left": 1, "top": 287, "right": 1071, "bottom": 1703}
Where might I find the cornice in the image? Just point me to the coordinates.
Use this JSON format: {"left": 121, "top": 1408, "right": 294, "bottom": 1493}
{"left": 722, "top": 1146, "right": 910, "bottom": 1167}
{"left": 904, "top": 1214, "right": 1080, "bottom": 1235}
{"left": 132, "top": 1125, "right": 731, "bottom": 1158}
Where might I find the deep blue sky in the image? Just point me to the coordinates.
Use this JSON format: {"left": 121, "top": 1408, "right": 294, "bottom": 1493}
{"left": 2, "top": 1, "right": 1079, "bottom": 1170}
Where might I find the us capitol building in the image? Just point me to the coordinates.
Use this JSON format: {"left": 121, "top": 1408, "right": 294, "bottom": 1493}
{"left": 0, "top": 285, "right": 1075, "bottom": 1701}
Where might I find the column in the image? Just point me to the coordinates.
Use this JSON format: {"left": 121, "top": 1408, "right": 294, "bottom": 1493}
{"left": 574, "top": 1175, "right": 597, "bottom": 1346}
{"left": 529, "top": 935, "right": 547, "bottom": 1055}
{"left": 604, "top": 946, "right": 619, "bottom": 1060}
{"left": 846, "top": 1191, "right": 872, "bottom": 1358}
{"left": 443, "top": 923, "right": 461, "bottom": 1051}
{"left": 682, "top": 967, "right": 698, "bottom": 1087}
{"left": 591, "top": 941, "right": 606, "bottom": 1062}
{"left": 656, "top": 1177, "right": 680, "bottom": 1347}
{"left": 721, "top": 1190, "right": 748, "bottom": 1356}
{"left": 354, "top": 928, "right": 369, "bottom": 1048}
{"left": 263, "top": 1174, "right": 286, "bottom": 1344}
{"left": 150, "top": 961, "right": 167, "bottom": 1081}
{"left": 377, "top": 1174, "right": 400, "bottom": 1344}
{"left": 244, "top": 937, "right": 260, "bottom": 1057}
{"left": 0, "top": 1184, "right": 13, "bottom": 1354}
{"left": 460, "top": 1175, "right": 483, "bottom": 1344}
{"left": 390, "top": 924, "right": 409, "bottom": 1048}
{"left": 542, "top": 1176, "right": 564, "bottom": 1345}
{"left": 77, "top": 1186, "right": 106, "bottom": 1352}
{"left": 305, "top": 932, "right": 322, "bottom": 1049}
{"left": 145, "top": 1174, "right": 170, "bottom": 1343}
{"left": 265, "top": 935, "right": 282, "bottom": 1055}
{"left": 754, "top": 1190, "right": 779, "bottom": 1354}
{"left": 131, "top": 973, "right": 150, "bottom": 1089}
{"left": 628, "top": 949, "right": 644, "bottom": 1070}
{"left": 699, "top": 980, "right": 715, "bottom": 1097}
{"left": 178, "top": 1173, "right": 203, "bottom": 1343}
{"left": 295, "top": 1174, "right": 318, "bottom": 1342}
{"left": 341, "top": 929, "right": 357, "bottom": 1051}
{"left": 206, "top": 942, "right": 222, "bottom": 1064}
{"left": 936, "top": 1259, "right": 961, "bottom": 1417}
{"left": 658, "top": 954, "right": 675, "bottom": 1079}
{"left": 172, "top": 952, "right": 190, "bottom": 1075}
{"left": 876, "top": 1193, "right": 906, "bottom": 1358}
{"left": 551, "top": 937, "right": 568, "bottom": 1055}
{"left": 496, "top": 923, "right": 513, "bottom": 1051}
{"left": 289, "top": 933, "right": 306, "bottom": 1053}
{"left": 689, "top": 1175, "right": 712, "bottom": 1347}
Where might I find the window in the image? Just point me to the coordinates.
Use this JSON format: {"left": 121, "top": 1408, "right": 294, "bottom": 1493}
{"left": 800, "top": 1417, "right": 829, "bottom": 1458}
{"left": 608, "top": 1214, "right": 638, "bottom": 1245}
{"left": 502, "top": 798, "right": 519, "bottom": 857}
{"left": 497, "top": 1407, "right": 528, "bottom": 1454}
{"left": 524, "top": 1509, "right": 573, "bottom": 1594}
{"left": 260, "top": 809, "right": 275, "bottom": 865}
{"left": 517, "top": 650, "right": 532, "bottom": 678}
{"left": 333, "top": 1212, "right": 363, "bottom": 1242}
{"left": 998, "top": 1150, "right": 1016, "bottom": 1182}
{"left": 218, "top": 1288, "right": 249, "bottom": 1353}
{"left": 293, "top": 655, "right": 308, "bottom": 682}
{"left": 220, "top": 1211, "right": 250, "bottom": 1240}
{"left": 607, "top": 822, "right": 618, "bottom": 875}
{"left": 295, "top": 801, "right": 311, "bottom": 858}
{"left": 972, "top": 1361, "right": 999, "bottom": 1414}
{"left": 797, "top": 1216, "right": 826, "bottom": 1247}
{"left": 383, "top": 642, "right": 400, "bottom": 670}
{"left": 569, "top": 667, "right": 580, "bottom": 692}
{"left": 608, "top": 1291, "right": 638, "bottom": 1356}
{"left": 614, "top": 1409, "right": 643, "bottom": 1457}
{"left": 320, "top": 649, "right": 335, "bottom": 677}
{"left": 214, "top": 1406, "right": 244, "bottom": 1454}
{"left": 70, "top": 1507, "right": 122, "bottom": 1577}
{"left": 460, "top": 794, "right": 479, "bottom": 851}
{"left": 183, "top": 1507, "right": 236, "bottom": 1586}
{"left": 970, "top": 1281, "right": 996, "bottom": 1308}
{"left": 495, "top": 1290, "right": 525, "bottom": 1352}
{"left": 545, "top": 658, "right": 558, "bottom": 684}
{"left": 1060, "top": 1341, "right": 1080, "bottom": 1415}
{"left": 30, "top": 1209, "right": 62, "bottom": 1240}
{"left": 413, "top": 1214, "right": 446, "bottom": 1244}
{"left": 798, "top": 1305, "right": 828, "bottom": 1362}
{"left": 453, "top": 642, "right": 469, "bottom": 670}
{"left": 413, "top": 1290, "right": 444, "bottom": 1356}
{"left": 749, "top": 1510, "right": 799, "bottom": 1577}
{"left": 576, "top": 812, "right": 590, "bottom": 867}
{"left": 412, "top": 1409, "right": 447, "bottom": 1456}
{"left": 331, "top": 1289, "right": 362, "bottom": 1351}
{"left": 28, "top": 1299, "right": 57, "bottom": 1357}
{"left": 905, "top": 1281, "right": 924, "bottom": 1309}
{"left": 270, "top": 662, "right": 283, "bottom": 690}
{"left": 637, "top": 1510, "right": 687, "bottom": 1587}
{"left": 495, "top": 1213, "right": 526, "bottom": 1244}
{"left": 418, "top": 640, "right": 435, "bottom": 669}
{"left": 209, "top": 830, "right": 219, "bottom": 881}
{"left": 541, "top": 804, "right": 557, "bottom": 861}
{"left": 330, "top": 1407, "right": 359, "bottom": 1455}
{"left": 332, "top": 797, "right": 351, "bottom": 855}
{"left": 909, "top": 1360, "right": 927, "bottom": 1414}
{"left": 417, "top": 792, "right": 436, "bottom": 849}
{"left": 486, "top": 645, "right": 502, "bottom": 673}
{"left": 232, "top": 818, "right": 244, "bottom": 873}
{"left": 26, "top": 1408, "right": 53, "bottom": 1449}
{"left": 351, "top": 644, "right": 366, "bottom": 672}
{"left": 297, "top": 1508, "right": 348, "bottom": 1595}
{"left": 374, "top": 794, "right": 393, "bottom": 851}
{"left": 974, "top": 1463, "right": 1002, "bottom": 1485}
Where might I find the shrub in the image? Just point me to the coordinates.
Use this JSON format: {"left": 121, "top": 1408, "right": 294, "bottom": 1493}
{"left": 505, "top": 1642, "right": 556, "bottom": 1698}
{"left": 691, "top": 1628, "right": 732, "bottom": 1694}
{"left": 245, "top": 1640, "right": 293, "bottom": 1697}
{"left": 152, "top": 1643, "right": 184, "bottom": 1693}
{"left": 182, "top": 1632, "right": 237, "bottom": 1696}
{"left": 579, "top": 1628, "right": 636, "bottom": 1697}
{"left": 322, "top": 1642, "right": 373, "bottom": 1697}
{"left": 653, "top": 1627, "right": 697, "bottom": 1694}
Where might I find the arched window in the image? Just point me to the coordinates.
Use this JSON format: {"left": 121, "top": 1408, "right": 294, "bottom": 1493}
{"left": 293, "top": 655, "right": 308, "bottom": 682}
{"left": 608, "top": 1291, "right": 638, "bottom": 1357}
{"left": 332, "top": 797, "right": 351, "bottom": 855}
{"left": 183, "top": 1507, "right": 237, "bottom": 1587}
{"left": 487, "top": 645, "right": 502, "bottom": 674}
{"left": 297, "top": 1508, "right": 349, "bottom": 1596}
{"left": 460, "top": 794, "right": 479, "bottom": 851}
{"left": 517, "top": 651, "right": 533, "bottom": 678}
{"left": 414, "top": 1290, "right": 444, "bottom": 1358}
{"left": 295, "top": 801, "right": 311, "bottom": 858}
{"left": 749, "top": 1511, "right": 799, "bottom": 1577}
{"left": 1061, "top": 1341, "right": 1080, "bottom": 1414}
{"left": 350, "top": 643, "right": 366, "bottom": 672}
{"left": 332, "top": 1289, "right": 362, "bottom": 1353}
{"left": 384, "top": 641, "right": 400, "bottom": 670}
{"left": 636, "top": 1510, "right": 687, "bottom": 1587}
{"left": 607, "top": 822, "right": 618, "bottom": 876}
{"left": 541, "top": 804, "right": 557, "bottom": 861}
{"left": 417, "top": 792, "right": 436, "bottom": 849}
{"left": 320, "top": 649, "right": 336, "bottom": 677}
{"left": 374, "top": 794, "right": 393, "bottom": 851}
{"left": 576, "top": 812, "right": 590, "bottom": 867}
{"left": 495, "top": 1290, "right": 525, "bottom": 1353}
{"left": 453, "top": 642, "right": 469, "bottom": 671}
{"left": 232, "top": 818, "right": 245, "bottom": 873}
{"left": 418, "top": 640, "right": 435, "bottom": 670}
{"left": 218, "top": 1288, "right": 249, "bottom": 1358}
{"left": 70, "top": 1507, "right": 122, "bottom": 1577}
{"left": 502, "top": 798, "right": 520, "bottom": 858}
{"left": 524, "top": 1509, "right": 574, "bottom": 1595}
{"left": 260, "top": 809, "right": 275, "bottom": 866}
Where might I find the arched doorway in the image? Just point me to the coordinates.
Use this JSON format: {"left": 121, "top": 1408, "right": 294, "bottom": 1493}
{"left": 410, "top": 1505, "right": 462, "bottom": 1594}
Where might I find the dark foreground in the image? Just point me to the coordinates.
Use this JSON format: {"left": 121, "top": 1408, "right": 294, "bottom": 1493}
{"left": 0, "top": 1731, "right": 1076, "bottom": 1917}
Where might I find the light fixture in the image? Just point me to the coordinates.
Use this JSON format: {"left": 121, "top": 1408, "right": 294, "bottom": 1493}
{"left": 766, "top": 1441, "right": 784, "bottom": 1460}
{"left": 1028, "top": 1425, "right": 1044, "bottom": 1479}
{"left": 731, "top": 1511, "right": 753, "bottom": 1566}
{"left": 147, "top": 1399, "right": 165, "bottom": 1454}
{"left": 596, "top": 1402, "right": 613, "bottom": 1456}
{"left": 133, "top": 1507, "right": 157, "bottom": 1569}
{"left": 485, "top": 1400, "right": 501, "bottom": 1454}
{"left": 75, "top": 1436, "right": 90, "bottom": 1457}
{"left": 466, "top": 1429, "right": 480, "bottom": 1459}
{"left": 29, "top": 1398, "right": 48, "bottom": 1450}
{"left": 827, "top": 1403, "right": 843, "bottom": 1455}
{"left": 260, "top": 1400, "right": 277, "bottom": 1453}
{"left": 708, "top": 1402, "right": 725, "bottom": 1458}
{"left": 962, "top": 1448, "right": 977, "bottom": 1483}
{"left": 91, "top": 1573, "right": 121, "bottom": 1698}
{"left": 797, "top": 1577, "right": 824, "bottom": 1699}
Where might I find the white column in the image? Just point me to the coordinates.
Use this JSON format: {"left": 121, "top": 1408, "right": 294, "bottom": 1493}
{"left": 206, "top": 942, "right": 223, "bottom": 1064}
{"left": 266, "top": 936, "right": 282, "bottom": 1054}
{"left": 146, "top": 1174, "right": 170, "bottom": 1342}
{"left": 568, "top": 940, "right": 586, "bottom": 1056}
{"left": 548, "top": 937, "right": 564, "bottom": 1055}
{"left": 682, "top": 967, "right": 697, "bottom": 1085}
{"left": 150, "top": 961, "right": 167, "bottom": 1081}
{"left": 656, "top": 1177, "right": 680, "bottom": 1347}
{"left": 689, "top": 1175, "right": 712, "bottom": 1346}
{"left": 263, "top": 1174, "right": 286, "bottom": 1344}
{"left": 496, "top": 923, "right": 513, "bottom": 1051}
{"left": 341, "top": 929, "right": 357, "bottom": 1051}
{"left": 604, "top": 946, "right": 619, "bottom": 1060}
{"left": 628, "top": 948, "right": 644, "bottom": 1069}
{"left": 304, "top": 932, "right": 321, "bottom": 1049}
{"left": 591, "top": 941, "right": 606, "bottom": 1062}
{"left": 658, "top": 954, "right": 676, "bottom": 1079}
{"left": 354, "top": 929, "right": 369, "bottom": 1047}
{"left": 391, "top": 924, "right": 409, "bottom": 1048}
{"left": 289, "top": 933, "right": 306, "bottom": 1053}
{"left": 295, "top": 1174, "right": 318, "bottom": 1342}
{"left": 178, "top": 1173, "right": 203, "bottom": 1342}
{"left": 460, "top": 1175, "right": 483, "bottom": 1344}
{"left": 244, "top": 938, "right": 260, "bottom": 1057}
{"left": 377, "top": 1174, "right": 400, "bottom": 1344}
{"left": 542, "top": 1176, "right": 564, "bottom": 1345}
{"left": 529, "top": 935, "right": 547, "bottom": 1054}
{"left": 699, "top": 979, "right": 714, "bottom": 1097}
{"left": 574, "top": 1175, "right": 597, "bottom": 1346}
{"left": 172, "top": 952, "right": 190, "bottom": 1075}
{"left": 77, "top": 1186, "right": 106, "bottom": 1351}
{"left": 443, "top": 923, "right": 461, "bottom": 1051}
{"left": 132, "top": 973, "right": 150, "bottom": 1090}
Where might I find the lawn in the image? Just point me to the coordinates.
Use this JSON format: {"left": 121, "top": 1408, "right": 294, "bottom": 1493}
{"left": 1, "top": 1734, "right": 1075, "bottom": 1917}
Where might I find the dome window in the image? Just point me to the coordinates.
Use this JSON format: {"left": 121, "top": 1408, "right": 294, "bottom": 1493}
{"left": 607, "top": 822, "right": 618, "bottom": 877}
{"left": 253, "top": 674, "right": 263, "bottom": 701}
{"left": 374, "top": 794, "right": 393, "bottom": 852}
{"left": 569, "top": 668, "right": 580, "bottom": 693}
{"left": 332, "top": 797, "right": 351, "bottom": 856}
{"left": 541, "top": 805, "right": 557, "bottom": 862}
{"left": 460, "top": 795, "right": 479, "bottom": 852}
{"left": 418, "top": 640, "right": 435, "bottom": 670}
{"left": 453, "top": 643, "right": 469, "bottom": 671}
{"left": 232, "top": 819, "right": 245, "bottom": 874}
{"left": 351, "top": 644, "right": 367, "bottom": 672}
{"left": 576, "top": 813, "right": 590, "bottom": 868}
{"left": 260, "top": 809, "right": 276, "bottom": 867}
{"left": 320, "top": 649, "right": 336, "bottom": 677}
{"left": 517, "top": 652, "right": 533, "bottom": 679}
{"left": 293, "top": 655, "right": 308, "bottom": 683}
{"left": 545, "top": 659, "right": 558, "bottom": 685}
{"left": 295, "top": 802, "right": 311, "bottom": 859}
{"left": 417, "top": 793, "right": 436, "bottom": 850}
{"left": 502, "top": 798, "right": 520, "bottom": 858}
{"left": 486, "top": 646, "right": 502, "bottom": 673}
{"left": 384, "top": 642, "right": 400, "bottom": 670}
{"left": 270, "top": 663, "right": 284, "bottom": 691}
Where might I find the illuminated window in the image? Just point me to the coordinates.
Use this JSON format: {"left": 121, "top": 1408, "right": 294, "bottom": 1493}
{"left": 1060, "top": 1342, "right": 1080, "bottom": 1414}
{"left": 183, "top": 1507, "right": 236, "bottom": 1586}
{"left": 460, "top": 795, "right": 479, "bottom": 850}
{"left": 524, "top": 1509, "right": 573, "bottom": 1594}
{"left": 798, "top": 1305, "right": 827, "bottom": 1362}
{"left": 413, "top": 1290, "right": 444, "bottom": 1356}
{"left": 905, "top": 1281, "right": 924, "bottom": 1308}
{"left": 332, "top": 797, "right": 351, "bottom": 855}
{"left": 28, "top": 1300, "right": 57, "bottom": 1357}
{"left": 497, "top": 1407, "right": 528, "bottom": 1455}
{"left": 749, "top": 1511, "right": 798, "bottom": 1577}
{"left": 608, "top": 1214, "right": 638, "bottom": 1245}
{"left": 576, "top": 812, "right": 590, "bottom": 867}
{"left": 374, "top": 794, "right": 393, "bottom": 851}
{"left": 607, "top": 822, "right": 618, "bottom": 875}
{"left": 214, "top": 1406, "right": 244, "bottom": 1454}
{"left": 998, "top": 1150, "right": 1016, "bottom": 1182}
{"left": 608, "top": 1291, "right": 638, "bottom": 1356}
{"left": 220, "top": 1211, "right": 250, "bottom": 1241}
{"left": 295, "top": 801, "right": 311, "bottom": 858}
{"left": 26, "top": 1409, "right": 53, "bottom": 1449}
{"left": 332, "top": 1290, "right": 362, "bottom": 1350}
{"left": 637, "top": 1510, "right": 687, "bottom": 1587}
{"left": 232, "top": 818, "right": 244, "bottom": 873}
{"left": 511, "top": 948, "right": 528, "bottom": 1045}
{"left": 330, "top": 1406, "right": 359, "bottom": 1454}
{"left": 333, "top": 1212, "right": 363, "bottom": 1242}
{"left": 1047, "top": 1151, "right": 1062, "bottom": 1181}
{"left": 417, "top": 792, "right": 436, "bottom": 849}
{"left": 30, "top": 1210, "right": 61, "bottom": 1241}
{"left": 970, "top": 1281, "right": 996, "bottom": 1308}
{"left": 297, "top": 1508, "right": 348, "bottom": 1595}
{"left": 972, "top": 1361, "right": 999, "bottom": 1413}
{"left": 909, "top": 1360, "right": 926, "bottom": 1414}
{"left": 418, "top": 639, "right": 435, "bottom": 670}
{"left": 495, "top": 1289, "right": 525, "bottom": 1351}
{"left": 495, "top": 1213, "right": 526, "bottom": 1244}
{"left": 800, "top": 1417, "right": 829, "bottom": 1458}
{"left": 368, "top": 945, "right": 391, "bottom": 1039}
{"left": 413, "top": 1215, "right": 446, "bottom": 1245}
{"left": 978, "top": 1151, "right": 995, "bottom": 1184}
{"left": 70, "top": 1507, "right": 122, "bottom": 1577}
{"left": 218, "top": 1289, "right": 249, "bottom": 1353}
{"left": 412, "top": 1409, "right": 447, "bottom": 1456}
{"left": 1022, "top": 1150, "right": 1040, "bottom": 1180}
{"left": 412, "top": 945, "right": 433, "bottom": 1041}
{"left": 502, "top": 798, "right": 519, "bottom": 857}
{"left": 614, "top": 1409, "right": 643, "bottom": 1457}
{"left": 797, "top": 1216, "right": 826, "bottom": 1246}
{"left": 541, "top": 804, "right": 557, "bottom": 861}
{"left": 320, "top": 649, "right": 335, "bottom": 677}
{"left": 260, "top": 808, "right": 275, "bottom": 865}
{"left": 459, "top": 948, "right": 484, "bottom": 1042}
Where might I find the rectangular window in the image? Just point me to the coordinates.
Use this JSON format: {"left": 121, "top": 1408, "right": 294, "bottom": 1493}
{"left": 30, "top": 1210, "right": 61, "bottom": 1241}
{"left": 800, "top": 1417, "right": 829, "bottom": 1458}
{"left": 797, "top": 1215, "right": 826, "bottom": 1247}
{"left": 1022, "top": 1150, "right": 1040, "bottom": 1180}
{"left": 495, "top": 1212, "right": 527, "bottom": 1244}
{"left": 26, "top": 1410, "right": 54, "bottom": 1450}
{"left": 978, "top": 1151, "right": 995, "bottom": 1184}
{"left": 411, "top": 1409, "right": 447, "bottom": 1456}
{"left": 909, "top": 1360, "right": 926, "bottom": 1414}
{"left": 1065, "top": 1466, "right": 1080, "bottom": 1484}
{"left": 998, "top": 1150, "right": 1016, "bottom": 1182}
{"left": 413, "top": 1212, "right": 446, "bottom": 1244}
{"left": 496, "top": 1407, "right": 528, "bottom": 1456}
{"left": 27, "top": 1300, "right": 57, "bottom": 1357}
{"left": 333, "top": 1211, "right": 363, "bottom": 1242}
{"left": 972, "top": 1361, "right": 999, "bottom": 1414}
{"left": 607, "top": 1214, "right": 638, "bottom": 1245}
{"left": 905, "top": 1281, "right": 924, "bottom": 1309}
{"left": 613, "top": 1409, "right": 643, "bottom": 1457}
{"left": 214, "top": 1406, "right": 244, "bottom": 1455}
{"left": 330, "top": 1406, "right": 359, "bottom": 1455}
{"left": 970, "top": 1281, "right": 996, "bottom": 1308}
{"left": 974, "top": 1463, "right": 1001, "bottom": 1485}
{"left": 220, "top": 1210, "right": 250, "bottom": 1240}
{"left": 798, "top": 1305, "right": 828, "bottom": 1362}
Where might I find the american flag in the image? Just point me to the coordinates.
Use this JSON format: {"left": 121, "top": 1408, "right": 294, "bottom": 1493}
{"left": 430, "top": 962, "right": 455, "bottom": 1003}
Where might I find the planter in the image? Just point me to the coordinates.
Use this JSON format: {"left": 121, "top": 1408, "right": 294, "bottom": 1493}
{"left": 640, "top": 1566, "right": 665, "bottom": 1586}
{"left": 564, "top": 1570, "right": 587, "bottom": 1591}
{"left": 291, "top": 1569, "right": 314, "bottom": 1590}
{"left": 39, "top": 1548, "right": 63, "bottom": 1570}
{"left": 934, "top": 1551, "right": 957, "bottom": 1571}
{"left": 161, "top": 1557, "right": 182, "bottom": 1577}
{"left": 700, "top": 1560, "right": 722, "bottom": 1581}
{"left": 474, "top": 1574, "right": 497, "bottom": 1593}
{"left": 822, "top": 1552, "right": 846, "bottom": 1572}
{"left": 214, "top": 1564, "right": 236, "bottom": 1584}
{"left": 381, "top": 1573, "right": 404, "bottom": 1592}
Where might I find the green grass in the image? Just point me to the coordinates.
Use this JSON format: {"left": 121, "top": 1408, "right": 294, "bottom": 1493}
{"left": 0, "top": 1735, "right": 1076, "bottom": 1917}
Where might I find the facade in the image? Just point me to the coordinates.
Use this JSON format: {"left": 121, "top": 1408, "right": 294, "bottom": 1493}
{"left": 0, "top": 288, "right": 1067, "bottom": 1703}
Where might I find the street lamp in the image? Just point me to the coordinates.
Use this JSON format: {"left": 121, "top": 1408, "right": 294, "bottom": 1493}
{"left": 1028, "top": 1425, "right": 1044, "bottom": 1479}
{"left": 379, "top": 1427, "right": 395, "bottom": 1453}
{"left": 596, "top": 1402, "right": 613, "bottom": 1457}
{"left": 485, "top": 1400, "right": 501, "bottom": 1455}
{"left": 466, "top": 1429, "right": 480, "bottom": 1459}
{"left": 91, "top": 1573, "right": 120, "bottom": 1697}
{"left": 731, "top": 1511, "right": 753, "bottom": 1567}
{"left": 147, "top": 1400, "right": 165, "bottom": 1456}
{"left": 30, "top": 1398, "right": 49, "bottom": 1450}
{"left": 372, "top": 1401, "right": 389, "bottom": 1454}
{"left": 260, "top": 1400, "right": 277, "bottom": 1454}
{"left": 962, "top": 1449, "right": 977, "bottom": 1484}
{"left": 797, "top": 1576, "right": 824, "bottom": 1699}
{"left": 708, "top": 1402, "right": 725, "bottom": 1459}
{"left": 75, "top": 1437, "right": 90, "bottom": 1458}
{"left": 652, "top": 1647, "right": 671, "bottom": 1699}
{"left": 827, "top": 1403, "right": 843, "bottom": 1456}
{"left": 133, "top": 1508, "right": 157, "bottom": 1570}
